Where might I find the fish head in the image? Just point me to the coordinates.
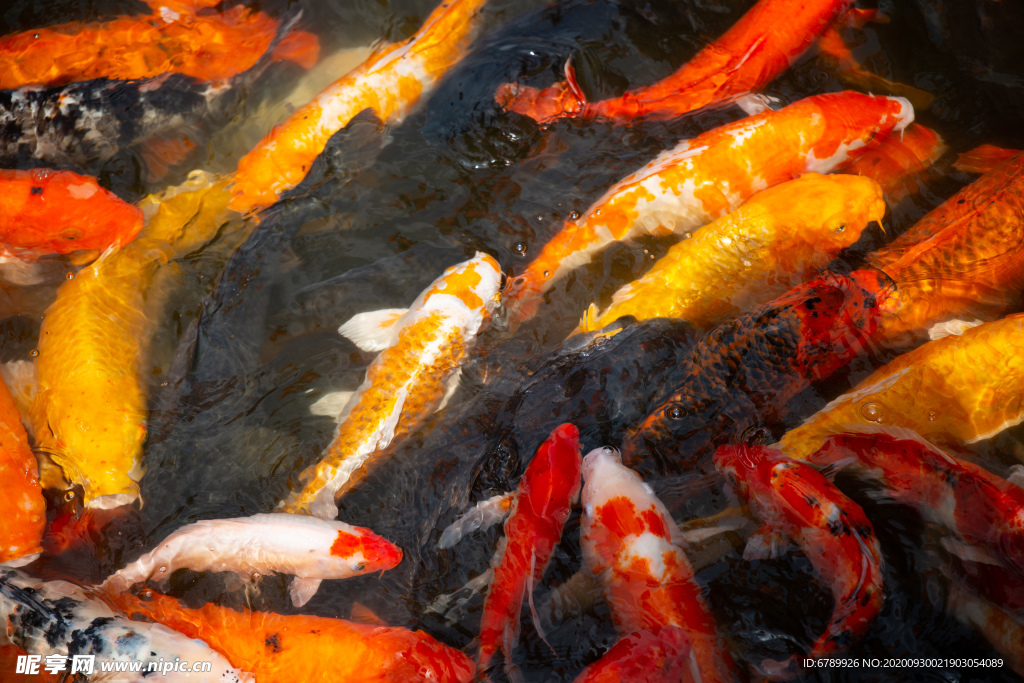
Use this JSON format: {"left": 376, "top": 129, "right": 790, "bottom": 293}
{"left": 796, "top": 174, "right": 887, "bottom": 252}
{"left": 324, "top": 524, "right": 403, "bottom": 577}
{"left": 419, "top": 252, "right": 504, "bottom": 328}
{"left": 519, "top": 423, "right": 582, "bottom": 528}
{"left": 620, "top": 393, "right": 718, "bottom": 472}
{"left": 804, "top": 93, "right": 915, "bottom": 173}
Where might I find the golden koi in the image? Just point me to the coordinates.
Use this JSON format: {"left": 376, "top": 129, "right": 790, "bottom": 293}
{"left": 504, "top": 91, "right": 914, "bottom": 323}
{"left": 229, "top": 0, "right": 489, "bottom": 213}
{"left": 577, "top": 172, "right": 885, "bottom": 333}
{"left": 29, "top": 174, "right": 235, "bottom": 509}
{"left": 281, "top": 253, "right": 503, "bottom": 518}
{"left": 774, "top": 313, "right": 1024, "bottom": 460}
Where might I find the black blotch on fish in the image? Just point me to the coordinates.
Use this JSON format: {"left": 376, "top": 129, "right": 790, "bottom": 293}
{"left": 0, "top": 314, "right": 40, "bottom": 362}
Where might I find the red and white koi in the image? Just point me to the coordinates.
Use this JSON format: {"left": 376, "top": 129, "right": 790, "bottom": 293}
{"left": 281, "top": 253, "right": 503, "bottom": 519}
{"left": 504, "top": 91, "right": 914, "bottom": 322}
{"left": 474, "top": 423, "right": 582, "bottom": 676}
{"left": 102, "top": 513, "right": 402, "bottom": 608}
{"left": 714, "top": 444, "right": 883, "bottom": 675}
{"left": 581, "top": 446, "right": 737, "bottom": 683}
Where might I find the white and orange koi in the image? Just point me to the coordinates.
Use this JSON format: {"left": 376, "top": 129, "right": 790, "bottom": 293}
{"left": 504, "top": 91, "right": 914, "bottom": 322}
{"left": 715, "top": 444, "right": 884, "bottom": 675}
{"left": 281, "top": 253, "right": 503, "bottom": 519}
{"left": 581, "top": 446, "right": 737, "bottom": 683}
{"left": 229, "top": 0, "right": 490, "bottom": 213}
{"left": 102, "top": 513, "right": 402, "bottom": 608}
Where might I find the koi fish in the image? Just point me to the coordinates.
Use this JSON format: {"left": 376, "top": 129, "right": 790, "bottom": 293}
{"left": 835, "top": 123, "right": 947, "bottom": 203}
{"left": 229, "top": 0, "right": 489, "bottom": 213}
{"left": 475, "top": 423, "right": 582, "bottom": 676}
{"left": 774, "top": 312, "right": 1024, "bottom": 460}
{"left": 0, "top": 374, "right": 43, "bottom": 566}
{"left": 581, "top": 446, "right": 737, "bottom": 682}
{"left": 577, "top": 172, "right": 885, "bottom": 333}
{"left": 29, "top": 174, "right": 235, "bottom": 510}
{"left": 714, "top": 444, "right": 884, "bottom": 673}
{"left": 622, "top": 270, "right": 892, "bottom": 469}
{"left": 866, "top": 150, "right": 1024, "bottom": 340}
{"left": 496, "top": 0, "right": 856, "bottom": 124}
{"left": 280, "top": 253, "right": 503, "bottom": 519}
{"left": 504, "top": 91, "right": 913, "bottom": 322}
{"left": 809, "top": 428, "right": 1024, "bottom": 575}
{"left": 0, "top": 5, "right": 318, "bottom": 89}
{"left": 0, "top": 169, "right": 142, "bottom": 261}
{"left": 0, "top": 568, "right": 250, "bottom": 682}
{"left": 573, "top": 626, "right": 695, "bottom": 683}
{"left": 948, "top": 582, "right": 1024, "bottom": 677}
{"left": 953, "top": 145, "right": 1021, "bottom": 175}
{"left": 111, "top": 589, "right": 476, "bottom": 683}
{"left": 102, "top": 513, "right": 402, "bottom": 607}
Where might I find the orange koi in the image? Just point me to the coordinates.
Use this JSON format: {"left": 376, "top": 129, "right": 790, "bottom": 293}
{"left": 576, "top": 172, "right": 885, "bottom": 333}
{"left": 581, "top": 446, "right": 737, "bottom": 683}
{"left": 714, "top": 444, "right": 884, "bottom": 674}
{"left": 774, "top": 313, "right": 1024, "bottom": 460}
{"left": 573, "top": 626, "right": 696, "bottom": 683}
{"left": 866, "top": 150, "right": 1024, "bottom": 340}
{"left": 281, "top": 253, "right": 503, "bottom": 519}
{"left": 476, "top": 423, "right": 582, "bottom": 676}
{"left": 111, "top": 589, "right": 476, "bottom": 683}
{"left": 0, "top": 374, "right": 44, "bottom": 566}
{"left": 0, "top": 169, "right": 142, "bottom": 260}
{"left": 504, "top": 91, "right": 913, "bottom": 323}
{"left": 810, "top": 428, "right": 1024, "bottom": 576}
{"left": 953, "top": 145, "right": 1022, "bottom": 175}
{"left": 496, "top": 0, "right": 855, "bottom": 124}
{"left": 836, "top": 123, "right": 947, "bottom": 202}
{"left": 0, "top": 6, "right": 319, "bottom": 90}
{"left": 229, "top": 0, "right": 489, "bottom": 213}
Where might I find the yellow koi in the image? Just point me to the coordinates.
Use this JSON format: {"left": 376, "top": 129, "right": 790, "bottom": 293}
{"left": 577, "top": 172, "right": 885, "bottom": 333}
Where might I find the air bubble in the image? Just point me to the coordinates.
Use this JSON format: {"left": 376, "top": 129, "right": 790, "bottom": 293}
{"left": 29, "top": 350, "right": 38, "bottom": 357}
{"left": 512, "top": 242, "right": 527, "bottom": 256}
{"left": 65, "top": 272, "right": 74, "bottom": 280}
{"left": 569, "top": 211, "right": 580, "bottom": 221}
{"left": 861, "top": 402, "right": 883, "bottom": 423}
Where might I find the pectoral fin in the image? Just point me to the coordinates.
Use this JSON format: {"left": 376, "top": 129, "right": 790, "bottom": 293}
{"left": 309, "top": 390, "right": 355, "bottom": 418}
{"left": 338, "top": 308, "right": 408, "bottom": 352}
{"left": 743, "top": 524, "right": 789, "bottom": 561}
{"left": 289, "top": 577, "right": 323, "bottom": 607}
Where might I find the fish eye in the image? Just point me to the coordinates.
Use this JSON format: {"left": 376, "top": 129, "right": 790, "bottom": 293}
{"left": 834, "top": 224, "right": 846, "bottom": 234}
{"left": 352, "top": 563, "right": 365, "bottom": 571}
{"left": 666, "top": 405, "right": 685, "bottom": 420}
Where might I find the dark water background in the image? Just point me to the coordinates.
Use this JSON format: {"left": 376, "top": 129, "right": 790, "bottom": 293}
{"left": 4, "top": 0, "right": 1024, "bottom": 680}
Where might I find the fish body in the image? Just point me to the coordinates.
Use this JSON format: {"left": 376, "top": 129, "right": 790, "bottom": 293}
{"left": 0, "top": 375, "right": 43, "bottom": 565}
{"left": 866, "top": 151, "right": 1024, "bottom": 339}
{"left": 0, "top": 6, "right": 317, "bottom": 89}
{"left": 836, "top": 123, "right": 946, "bottom": 202}
{"left": 810, "top": 428, "right": 1024, "bottom": 575}
{"left": 0, "top": 169, "right": 142, "bottom": 259}
{"left": 573, "top": 626, "right": 696, "bottom": 683}
{"left": 774, "top": 312, "right": 1024, "bottom": 460}
{"left": 497, "top": 0, "right": 855, "bottom": 123}
{"left": 112, "top": 590, "right": 475, "bottom": 683}
{"left": 477, "top": 423, "right": 582, "bottom": 673}
{"left": 623, "top": 269, "right": 891, "bottom": 469}
{"left": 0, "top": 568, "right": 249, "bottom": 682}
{"left": 29, "top": 175, "right": 234, "bottom": 509}
{"left": 102, "top": 513, "right": 402, "bottom": 607}
{"left": 229, "top": 0, "right": 489, "bottom": 212}
{"left": 578, "top": 172, "right": 885, "bottom": 332}
{"left": 505, "top": 91, "right": 913, "bottom": 322}
{"left": 580, "top": 446, "right": 736, "bottom": 683}
{"left": 714, "top": 444, "right": 883, "bottom": 670}
{"left": 281, "top": 253, "right": 503, "bottom": 518}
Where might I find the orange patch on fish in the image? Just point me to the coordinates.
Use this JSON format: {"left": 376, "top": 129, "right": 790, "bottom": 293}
{"left": 596, "top": 497, "right": 645, "bottom": 540}
{"left": 330, "top": 530, "right": 364, "bottom": 558}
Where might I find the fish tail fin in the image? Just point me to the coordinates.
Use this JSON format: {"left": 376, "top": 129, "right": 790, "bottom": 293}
{"left": 437, "top": 493, "right": 513, "bottom": 549}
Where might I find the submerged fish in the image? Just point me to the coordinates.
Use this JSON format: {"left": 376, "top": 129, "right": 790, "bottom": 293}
{"left": 504, "top": 91, "right": 913, "bottom": 322}
{"left": 622, "top": 270, "right": 891, "bottom": 471}
{"left": 496, "top": 0, "right": 855, "bottom": 124}
{"left": 102, "top": 513, "right": 402, "bottom": 608}
{"left": 0, "top": 374, "right": 43, "bottom": 566}
{"left": 835, "top": 123, "right": 947, "bottom": 202}
{"left": 577, "top": 172, "right": 885, "bottom": 333}
{"left": 581, "top": 446, "right": 737, "bottom": 682}
{"left": 29, "top": 174, "right": 235, "bottom": 509}
{"left": 281, "top": 253, "right": 503, "bottom": 519}
{"left": 0, "top": 5, "right": 318, "bottom": 89}
{"left": 866, "top": 150, "right": 1024, "bottom": 340}
{"left": 573, "top": 626, "right": 696, "bottom": 683}
{"left": 0, "top": 568, "right": 249, "bottom": 682}
{"left": 475, "top": 423, "right": 582, "bottom": 676}
{"left": 774, "top": 312, "right": 1024, "bottom": 460}
{"left": 714, "top": 444, "right": 883, "bottom": 674}
{"left": 810, "top": 428, "right": 1024, "bottom": 575}
{"left": 0, "top": 168, "right": 142, "bottom": 260}
{"left": 229, "top": 0, "right": 490, "bottom": 213}
{"left": 112, "top": 589, "right": 476, "bottom": 683}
